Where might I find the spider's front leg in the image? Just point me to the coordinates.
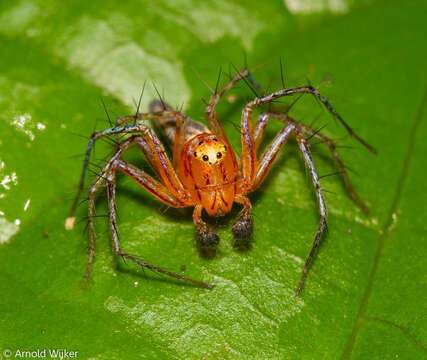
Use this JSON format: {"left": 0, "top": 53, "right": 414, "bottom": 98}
{"left": 108, "top": 161, "right": 213, "bottom": 289}
{"left": 249, "top": 111, "right": 369, "bottom": 213}
{"left": 68, "top": 121, "right": 161, "bottom": 229}
{"left": 67, "top": 110, "right": 192, "bottom": 228}
{"left": 243, "top": 116, "right": 327, "bottom": 296}
{"left": 293, "top": 130, "right": 328, "bottom": 296}
{"left": 272, "top": 112, "right": 369, "bottom": 214}
{"left": 238, "top": 84, "right": 376, "bottom": 295}
{"left": 234, "top": 118, "right": 296, "bottom": 246}
{"left": 86, "top": 135, "right": 138, "bottom": 279}
{"left": 86, "top": 135, "right": 213, "bottom": 289}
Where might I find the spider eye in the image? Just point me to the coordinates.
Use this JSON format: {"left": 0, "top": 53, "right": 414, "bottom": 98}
{"left": 194, "top": 152, "right": 198, "bottom": 157}
{"left": 216, "top": 152, "right": 222, "bottom": 159}
{"left": 199, "top": 141, "right": 204, "bottom": 145}
{"left": 202, "top": 155, "right": 209, "bottom": 162}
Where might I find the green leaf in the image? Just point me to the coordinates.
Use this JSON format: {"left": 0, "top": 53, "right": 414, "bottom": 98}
{"left": 0, "top": 1, "right": 425, "bottom": 359}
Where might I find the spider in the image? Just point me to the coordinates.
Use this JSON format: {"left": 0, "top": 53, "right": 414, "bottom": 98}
{"left": 67, "top": 68, "right": 375, "bottom": 296}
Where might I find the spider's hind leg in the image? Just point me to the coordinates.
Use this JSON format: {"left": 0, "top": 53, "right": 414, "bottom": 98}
{"left": 149, "top": 99, "right": 210, "bottom": 169}
{"left": 205, "top": 67, "right": 261, "bottom": 139}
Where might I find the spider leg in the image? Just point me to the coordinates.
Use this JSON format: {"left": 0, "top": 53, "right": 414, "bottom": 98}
{"left": 240, "top": 86, "right": 374, "bottom": 192}
{"left": 251, "top": 111, "right": 368, "bottom": 213}
{"left": 115, "top": 158, "right": 186, "bottom": 207}
{"left": 147, "top": 100, "right": 185, "bottom": 167}
{"left": 193, "top": 204, "right": 219, "bottom": 250}
{"left": 68, "top": 122, "right": 158, "bottom": 227}
{"left": 232, "top": 195, "right": 253, "bottom": 247}
{"left": 253, "top": 112, "right": 271, "bottom": 153}
{"left": 294, "top": 129, "right": 328, "bottom": 296}
{"left": 107, "top": 164, "right": 213, "bottom": 289}
{"left": 85, "top": 135, "right": 174, "bottom": 279}
{"left": 135, "top": 127, "right": 189, "bottom": 201}
{"left": 231, "top": 111, "right": 271, "bottom": 181}
{"left": 86, "top": 161, "right": 108, "bottom": 279}
{"left": 251, "top": 123, "right": 296, "bottom": 191}
{"left": 149, "top": 100, "right": 210, "bottom": 169}
{"left": 245, "top": 119, "right": 327, "bottom": 296}
{"left": 287, "top": 114, "right": 368, "bottom": 214}
{"left": 86, "top": 136, "right": 213, "bottom": 288}
{"left": 206, "top": 68, "right": 260, "bottom": 139}
{"left": 68, "top": 119, "right": 191, "bottom": 227}
{"left": 246, "top": 86, "right": 376, "bottom": 153}
{"left": 239, "top": 92, "right": 268, "bottom": 189}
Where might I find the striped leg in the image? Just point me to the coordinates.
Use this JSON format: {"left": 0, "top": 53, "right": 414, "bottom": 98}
{"left": 106, "top": 167, "right": 213, "bottom": 289}
{"left": 85, "top": 136, "right": 212, "bottom": 288}
{"left": 206, "top": 68, "right": 261, "bottom": 140}
{"left": 253, "top": 111, "right": 368, "bottom": 214}
{"left": 294, "top": 129, "right": 328, "bottom": 296}
{"left": 245, "top": 119, "right": 327, "bottom": 296}
{"left": 68, "top": 112, "right": 193, "bottom": 227}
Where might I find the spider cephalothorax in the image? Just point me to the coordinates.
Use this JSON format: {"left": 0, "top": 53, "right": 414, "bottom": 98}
{"left": 68, "top": 68, "right": 375, "bottom": 295}
{"left": 192, "top": 137, "right": 228, "bottom": 165}
{"left": 180, "top": 134, "right": 237, "bottom": 217}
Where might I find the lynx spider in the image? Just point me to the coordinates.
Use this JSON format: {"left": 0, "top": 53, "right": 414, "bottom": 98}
{"left": 68, "top": 67, "right": 375, "bottom": 296}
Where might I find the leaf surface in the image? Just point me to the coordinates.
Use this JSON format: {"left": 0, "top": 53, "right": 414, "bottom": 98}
{"left": 0, "top": 1, "right": 425, "bottom": 359}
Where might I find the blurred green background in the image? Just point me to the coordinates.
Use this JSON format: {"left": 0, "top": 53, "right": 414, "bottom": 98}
{"left": 0, "top": 0, "right": 426, "bottom": 359}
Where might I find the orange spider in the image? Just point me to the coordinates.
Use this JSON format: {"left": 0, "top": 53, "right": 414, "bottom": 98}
{"left": 68, "top": 68, "right": 375, "bottom": 295}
